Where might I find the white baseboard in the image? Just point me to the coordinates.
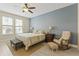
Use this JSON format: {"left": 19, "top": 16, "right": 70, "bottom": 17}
{"left": 69, "top": 44, "right": 78, "bottom": 48}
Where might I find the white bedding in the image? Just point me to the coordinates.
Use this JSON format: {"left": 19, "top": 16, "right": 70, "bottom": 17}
{"left": 16, "top": 33, "right": 45, "bottom": 50}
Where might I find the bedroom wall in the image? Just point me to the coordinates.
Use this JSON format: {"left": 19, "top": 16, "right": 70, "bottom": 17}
{"left": 0, "top": 10, "right": 30, "bottom": 42}
{"left": 31, "top": 4, "right": 78, "bottom": 45}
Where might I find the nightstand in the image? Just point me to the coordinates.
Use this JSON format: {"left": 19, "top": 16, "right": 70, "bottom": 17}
{"left": 45, "top": 34, "right": 55, "bottom": 42}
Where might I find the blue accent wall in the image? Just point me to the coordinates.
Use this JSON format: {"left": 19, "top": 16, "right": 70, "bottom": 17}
{"left": 31, "top": 4, "right": 78, "bottom": 45}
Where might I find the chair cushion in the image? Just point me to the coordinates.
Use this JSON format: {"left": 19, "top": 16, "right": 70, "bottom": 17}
{"left": 61, "top": 39, "right": 69, "bottom": 45}
{"left": 62, "top": 31, "right": 70, "bottom": 40}
{"left": 48, "top": 42, "right": 58, "bottom": 50}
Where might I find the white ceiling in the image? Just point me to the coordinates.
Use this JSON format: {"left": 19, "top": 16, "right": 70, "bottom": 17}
{"left": 0, "top": 3, "right": 73, "bottom": 18}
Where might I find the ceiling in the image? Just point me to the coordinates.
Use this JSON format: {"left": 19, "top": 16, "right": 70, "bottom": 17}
{"left": 0, "top": 3, "right": 73, "bottom": 18}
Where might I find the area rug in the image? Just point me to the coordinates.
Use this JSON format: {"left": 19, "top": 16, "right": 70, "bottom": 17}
{"left": 31, "top": 44, "right": 79, "bottom": 56}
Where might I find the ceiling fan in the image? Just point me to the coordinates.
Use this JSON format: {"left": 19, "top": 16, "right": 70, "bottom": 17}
{"left": 22, "top": 3, "right": 36, "bottom": 13}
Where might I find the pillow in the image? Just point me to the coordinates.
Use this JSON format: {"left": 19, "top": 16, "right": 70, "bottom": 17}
{"left": 37, "top": 30, "right": 43, "bottom": 34}
{"left": 43, "top": 30, "right": 49, "bottom": 34}
{"left": 33, "top": 30, "right": 38, "bottom": 33}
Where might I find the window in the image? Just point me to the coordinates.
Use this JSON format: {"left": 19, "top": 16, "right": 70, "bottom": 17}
{"left": 2, "top": 16, "right": 23, "bottom": 34}
{"left": 15, "top": 19, "right": 23, "bottom": 34}
{"left": 2, "top": 16, "right": 13, "bottom": 34}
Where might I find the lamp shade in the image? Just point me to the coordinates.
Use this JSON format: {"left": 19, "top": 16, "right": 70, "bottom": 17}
{"left": 49, "top": 26, "right": 52, "bottom": 30}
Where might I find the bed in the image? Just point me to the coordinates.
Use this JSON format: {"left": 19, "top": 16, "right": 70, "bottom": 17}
{"left": 16, "top": 33, "right": 45, "bottom": 50}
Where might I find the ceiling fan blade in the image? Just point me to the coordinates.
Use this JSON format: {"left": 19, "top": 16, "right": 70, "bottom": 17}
{"left": 28, "top": 10, "right": 33, "bottom": 13}
{"left": 25, "top": 3, "right": 28, "bottom": 8}
{"left": 28, "top": 7, "right": 36, "bottom": 9}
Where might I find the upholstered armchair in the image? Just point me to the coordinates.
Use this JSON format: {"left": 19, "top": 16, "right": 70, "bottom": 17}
{"left": 53, "top": 31, "right": 71, "bottom": 49}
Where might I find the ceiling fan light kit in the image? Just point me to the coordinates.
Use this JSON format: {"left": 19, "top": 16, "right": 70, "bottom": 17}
{"left": 23, "top": 8, "right": 28, "bottom": 12}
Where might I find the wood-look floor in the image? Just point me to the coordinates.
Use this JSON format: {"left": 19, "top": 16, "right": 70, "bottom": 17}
{"left": 0, "top": 43, "right": 13, "bottom": 56}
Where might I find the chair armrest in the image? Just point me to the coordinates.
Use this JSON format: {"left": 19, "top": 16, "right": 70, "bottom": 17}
{"left": 53, "top": 39, "right": 61, "bottom": 44}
